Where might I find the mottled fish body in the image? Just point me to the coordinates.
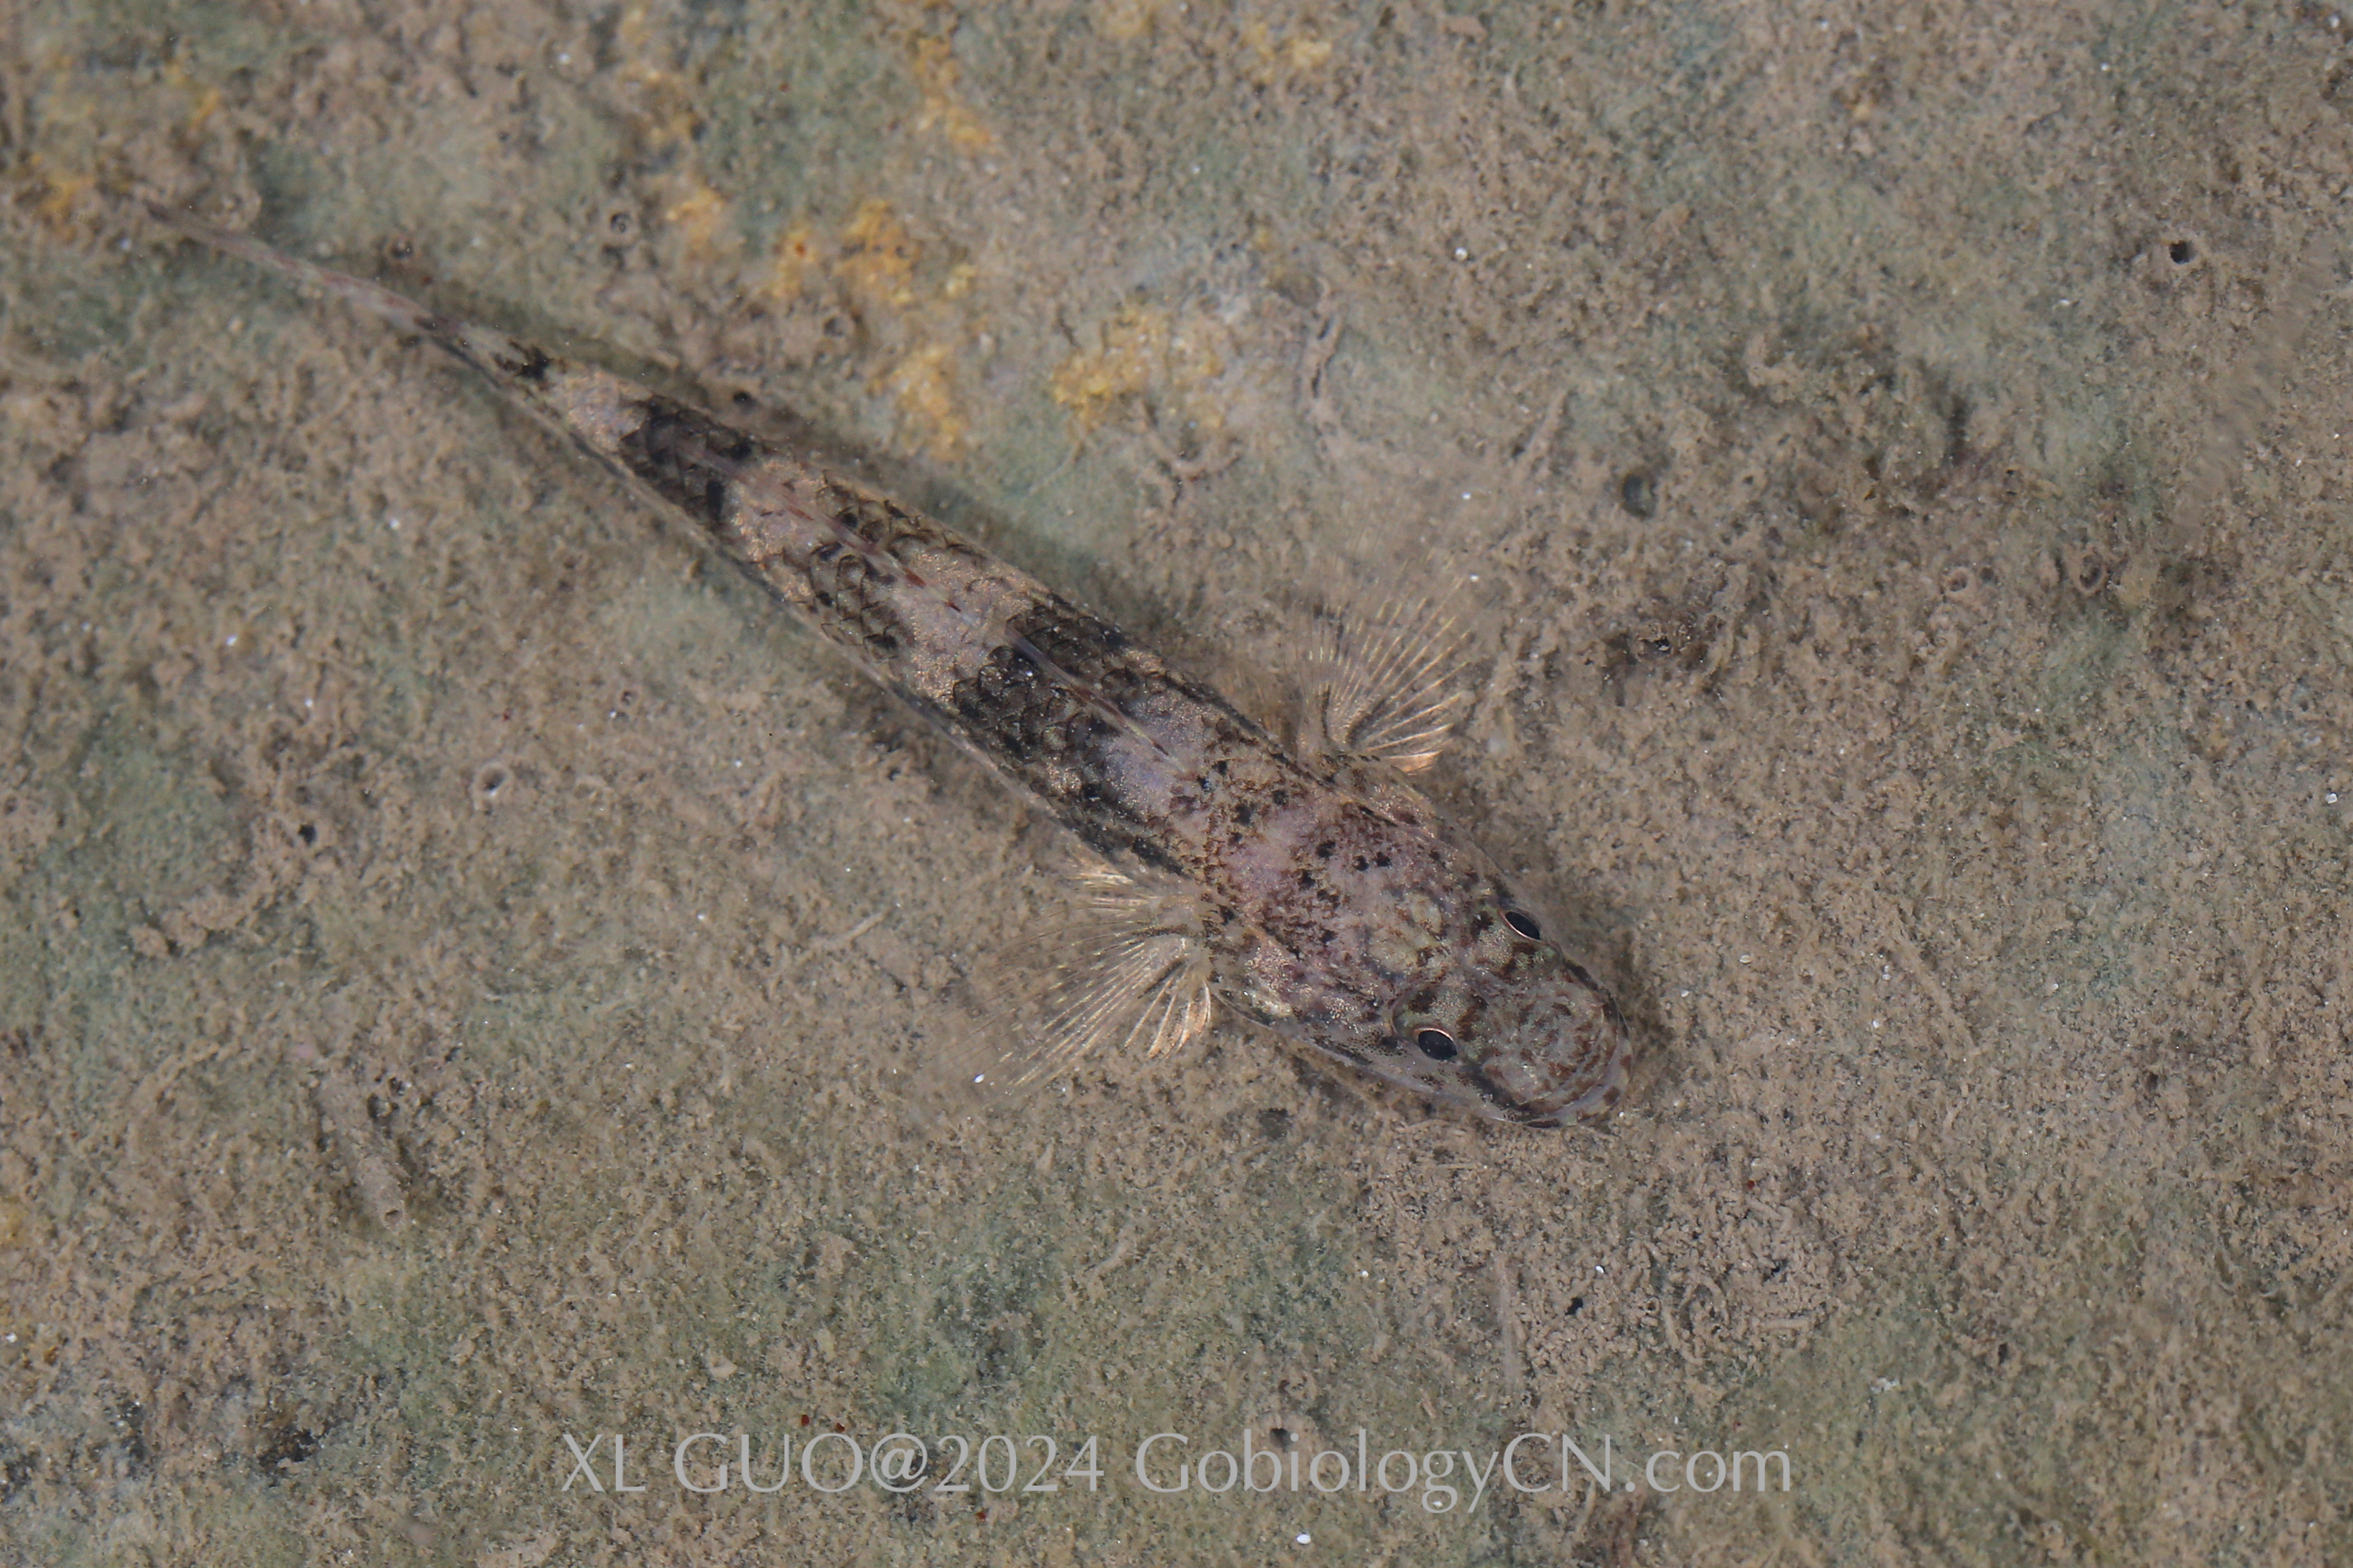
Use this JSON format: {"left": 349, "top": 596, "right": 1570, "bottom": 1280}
{"left": 148, "top": 205, "right": 1630, "bottom": 1126}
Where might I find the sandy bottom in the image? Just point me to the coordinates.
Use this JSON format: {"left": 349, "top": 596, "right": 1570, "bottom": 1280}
{"left": 3, "top": 1, "right": 2349, "bottom": 1563}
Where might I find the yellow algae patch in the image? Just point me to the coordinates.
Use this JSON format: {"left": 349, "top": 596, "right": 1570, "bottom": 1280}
{"left": 1239, "top": 20, "right": 1335, "bottom": 84}
{"left": 1092, "top": 0, "right": 1175, "bottom": 41}
{"left": 1285, "top": 34, "right": 1335, "bottom": 71}
{"left": 611, "top": 6, "right": 701, "bottom": 145}
{"left": 905, "top": 33, "right": 995, "bottom": 151}
{"left": 1050, "top": 306, "right": 1171, "bottom": 423}
{"left": 154, "top": 59, "right": 229, "bottom": 134}
{"left": 160, "top": 61, "right": 224, "bottom": 133}
{"left": 662, "top": 181, "right": 734, "bottom": 260}
{"left": 837, "top": 199, "right": 922, "bottom": 311}
{"left": 617, "top": 62, "right": 702, "bottom": 146}
{"left": 764, "top": 199, "right": 951, "bottom": 320}
{"left": 761, "top": 223, "right": 827, "bottom": 304}
{"left": 759, "top": 198, "right": 981, "bottom": 457}
{"left": 1048, "top": 305, "right": 1232, "bottom": 435}
{"left": 877, "top": 343, "right": 968, "bottom": 459}
{"left": 15, "top": 153, "right": 99, "bottom": 236}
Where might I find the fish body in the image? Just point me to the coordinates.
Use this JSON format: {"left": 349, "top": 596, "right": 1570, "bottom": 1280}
{"left": 149, "top": 206, "right": 1630, "bottom": 1126}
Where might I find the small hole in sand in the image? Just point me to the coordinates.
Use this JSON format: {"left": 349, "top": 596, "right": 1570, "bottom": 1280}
{"left": 470, "top": 761, "right": 513, "bottom": 811}
{"left": 1618, "top": 471, "right": 1658, "bottom": 519}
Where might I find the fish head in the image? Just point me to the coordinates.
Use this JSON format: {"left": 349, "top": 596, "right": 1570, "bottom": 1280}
{"left": 1373, "top": 901, "right": 1631, "bottom": 1127}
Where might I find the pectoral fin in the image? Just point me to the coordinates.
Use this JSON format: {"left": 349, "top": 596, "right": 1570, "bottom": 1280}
{"left": 931, "top": 864, "right": 1217, "bottom": 1102}
{"left": 1299, "top": 581, "right": 1476, "bottom": 772}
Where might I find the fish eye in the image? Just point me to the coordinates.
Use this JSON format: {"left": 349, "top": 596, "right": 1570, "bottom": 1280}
{"left": 1503, "top": 909, "right": 1543, "bottom": 942}
{"left": 1414, "top": 1027, "right": 1458, "bottom": 1060}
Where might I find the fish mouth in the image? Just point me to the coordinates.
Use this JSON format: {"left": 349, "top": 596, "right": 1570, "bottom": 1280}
{"left": 1555, "top": 1036, "right": 1631, "bottom": 1122}
{"left": 1487, "top": 1029, "right": 1630, "bottom": 1127}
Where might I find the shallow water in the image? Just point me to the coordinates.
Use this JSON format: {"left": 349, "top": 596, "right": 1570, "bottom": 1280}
{"left": 2, "top": 2, "right": 2349, "bottom": 1563}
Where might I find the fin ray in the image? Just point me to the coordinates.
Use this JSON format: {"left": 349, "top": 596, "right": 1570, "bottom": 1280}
{"left": 940, "top": 864, "right": 1216, "bottom": 1099}
{"left": 1305, "top": 579, "right": 1476, "bottom": 772}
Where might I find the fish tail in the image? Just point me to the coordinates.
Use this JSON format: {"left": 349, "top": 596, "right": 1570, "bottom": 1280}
{"left": 142, "top": 202, "right": 564, "bottom": 396}
{"left": 139, "top": 203, "right": 751, "bottom": 526}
